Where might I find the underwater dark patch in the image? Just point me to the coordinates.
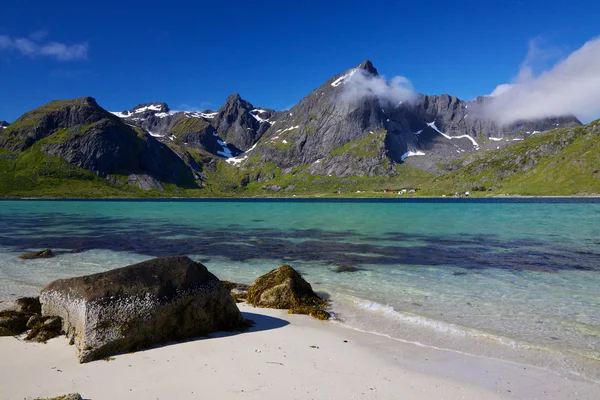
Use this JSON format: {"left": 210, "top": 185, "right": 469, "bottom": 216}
{"left": 1, "top": 213, "right": 599, "bottom": 274}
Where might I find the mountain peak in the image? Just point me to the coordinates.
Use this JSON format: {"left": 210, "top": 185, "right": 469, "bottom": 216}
{"left": 357, "top": 60, "right": 378, "bottom": 76}
{"left": 226, "top": 93, "right": 241, "bottom": 102}
{"left": 223, "top": 93, "right": 254, "bottom": 110}
{"left": 129, "top": 102, "right": 169, "bottom": 114}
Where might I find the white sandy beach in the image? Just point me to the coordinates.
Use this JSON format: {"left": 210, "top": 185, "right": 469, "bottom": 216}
{"left": 0, "top": 303, "right": 597, "bottom": 400}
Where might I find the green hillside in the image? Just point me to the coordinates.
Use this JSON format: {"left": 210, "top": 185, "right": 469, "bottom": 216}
{"left": 420, "top": 120, "right": 600, "bottom": 196}
{"left": 1, "top": 96, "right": 598, "bottom": 198}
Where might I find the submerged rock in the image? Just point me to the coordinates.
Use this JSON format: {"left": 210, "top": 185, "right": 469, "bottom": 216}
{"left": 40, "top": 256, "right": 245, "bottom": 363}
{"left": 19, "top": 249, "right": 54, "bottom": 259}
{"left": 333, "top": 264, "right": 363, "bottom": 273}
{"left": 247, "top": 265, "right": 330, "bottom": 320}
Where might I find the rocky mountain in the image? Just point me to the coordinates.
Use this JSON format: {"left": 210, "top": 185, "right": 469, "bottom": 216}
{"left": 111, "top": 103, "right": 229, "bottom": 160}
{"left": 108, "top": 60, "right": 579, "bottom": 178}
{"left": 0, "top": 60, "right": 591, "bottom": 197}
{"left": 111, "top": 96, "right": 277, "bottom": 159}
{"left": 211, "top": 94, "right": 277, "bottom": 151}
{"left": 0, "top": 97, "right": 198, "bottom": 191}
{"left": 231, "top": 60, "right": 580, "bottom": 176}
{"left": 0, "top": 121, "right": 9, "bottom": 129}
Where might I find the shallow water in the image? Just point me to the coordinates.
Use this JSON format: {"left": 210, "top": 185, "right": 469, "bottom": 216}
{"left": 1, "top": 199, "right": 599, "bottom": 380}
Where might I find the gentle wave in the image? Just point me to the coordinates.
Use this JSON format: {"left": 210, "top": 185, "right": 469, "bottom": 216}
{"left": 348, "top": 296, "right": 543, "bottom": 350}
{"left": 328, "top": 295, "right": 600, "bottom": 383}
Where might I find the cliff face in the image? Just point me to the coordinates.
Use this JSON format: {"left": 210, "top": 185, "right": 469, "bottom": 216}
{"left": 236, "top": 60, "right": 579, "bottom": 176}
{"left": 0, "top": 97, "right": 198, "bottom": 191}
{"left": 211, "top": 93, "right": 274, "bottom": 151}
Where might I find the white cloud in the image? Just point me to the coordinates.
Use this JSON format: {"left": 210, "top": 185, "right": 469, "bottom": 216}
{"left": 339, "top": 69, "right": 416, "bottom": 106}
{"left": 484, "top": 37, "right": 600, "bottom": 124}
{"left": 488, "top": 83, "right": 514, "bottom": 97}
{"left": 0, "top": 33, "right": 88, "bottom": 61}
{"left": 41, "top": 42, "right": 88, "bottom": 60}
{"left": 29, "top": 30, "right": 48, "bottom": 41}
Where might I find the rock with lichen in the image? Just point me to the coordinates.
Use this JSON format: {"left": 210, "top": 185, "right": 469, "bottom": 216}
{"left": 0, "top": 297, "right": 63, "bottom": 340}
{"left": 247, "top": 265, "right": 330, "bottom": 320}
{"left": 34, "top": 393, "right": 83, "bottom": 400}
{"left": 24, "top": 315, "right": 63, "bottom": 342}
{"left": 0, "top": 309, "right": 32, "bottom": 336}
{"left": 14, "top": 296, "right": 42, "bottom": 313}
{"left": 40, "top": 256, "right": 245, "bottom": 363}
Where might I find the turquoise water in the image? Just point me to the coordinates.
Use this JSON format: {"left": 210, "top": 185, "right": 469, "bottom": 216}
{"left": 1, "top": 199, "right": 599, "bottom": 380}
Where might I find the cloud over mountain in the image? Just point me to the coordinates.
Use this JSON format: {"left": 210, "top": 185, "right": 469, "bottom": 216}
{"left": 340, "top": 69, "right": 416, "bottom": 106}
{"left": 483, "top": 37, "right": 600, "bottom": 124}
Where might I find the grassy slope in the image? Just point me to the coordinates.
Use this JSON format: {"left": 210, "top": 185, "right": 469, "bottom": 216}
{"left": 1, "top": 115, "right": 598, "bottom": 198}
{"left": 0, "top": 121, "right": 188, "bottom": 198}
{"left": 0, "top": 100, "right": 81, "bottom": 150}
{"left": 329, "top": 130, "right": 386, "bottom": 157}
{"left": 420, "top": 120, "right": 600, "bottom": 196}
{"left": 0, "top": 138, "right": 433, "bottom": 198}
{"left": 199, "top": 159, "right": 432, "bottom": 197}
{"left": 169, "top": 115, "right": 210, "bottom": 137}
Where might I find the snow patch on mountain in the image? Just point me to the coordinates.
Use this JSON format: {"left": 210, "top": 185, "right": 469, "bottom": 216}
{"left": 155, "top": 112, "right": 177, "bottom": 118}
{"left": 134, "top": 104, "right": 163, "bottom": 113}
{"left": 110, "top": 111, "right": 132, "bottom": 118}
{"left": 426, "top": 121, "right": 479, "bottom": 147}
{"left": 276, "top": 125, "right": 300, "bottom": 134}
{"left": 226, "top": 142, "right": 258, "bottom": 165}
{"left": 185, "top": 111, "right": 217, "bottom": 119}
{"left": 331, "top": 69, "right": 357, "bottom": 87}
{"left": 401, "top": 150, "right": 426, "bottom": 161}
{"left": 250, "top": 109, "right": 274, "bottom": 124}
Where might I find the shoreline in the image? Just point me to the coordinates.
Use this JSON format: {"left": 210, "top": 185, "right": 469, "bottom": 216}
{"left": 3, "top": 286, "right": 599, "bottom": 386}
{"left": 1, "top": 195, "right": 600, "bottom": 201}
{"left": 1, "top": 303, "right": 598, "bottom": 400}
{"left": 1, "top": 200, "right": 599, "bottom": 399}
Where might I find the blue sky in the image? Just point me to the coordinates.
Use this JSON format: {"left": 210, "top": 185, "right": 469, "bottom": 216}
{"left": 1, "top": 0, "right": 599, "bottom": 122}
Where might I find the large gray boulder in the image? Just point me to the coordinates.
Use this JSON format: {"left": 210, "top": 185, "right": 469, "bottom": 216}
{"left": 40, "top": 256, "right": 244, "bottom": 363}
